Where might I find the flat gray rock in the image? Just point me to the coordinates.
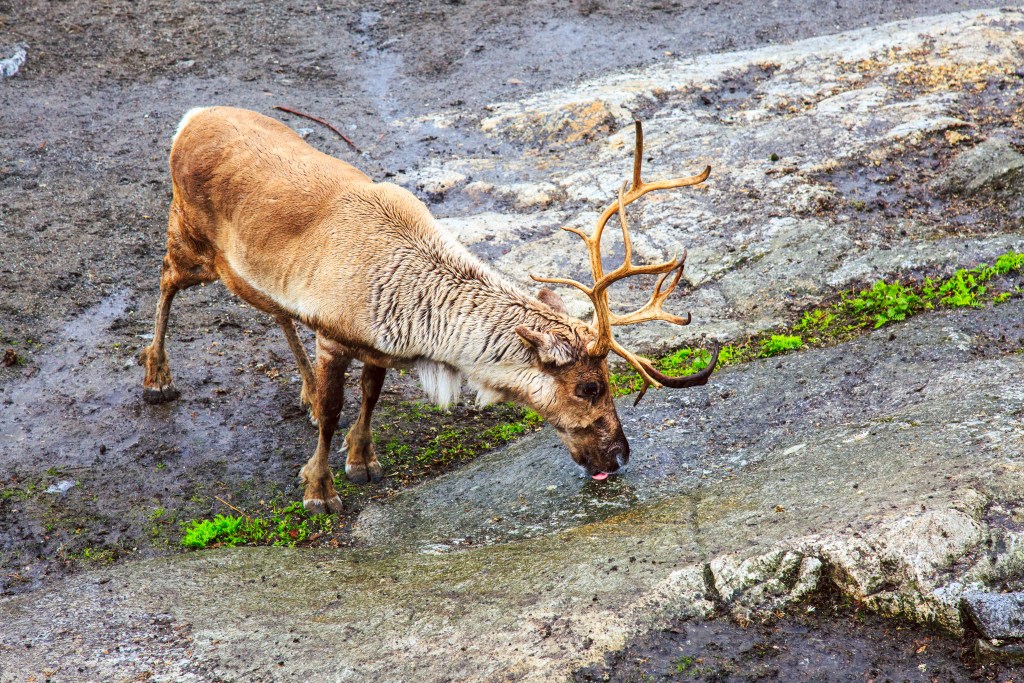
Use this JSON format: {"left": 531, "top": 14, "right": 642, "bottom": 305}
{"left": 963, "top": 592, "right": 1024, "bottom": 641}
{"left": 933, "top": 137, "right": 1024, "bottom": 197}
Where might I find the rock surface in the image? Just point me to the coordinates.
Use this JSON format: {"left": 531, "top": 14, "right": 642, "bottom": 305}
{"left": 425, "top": 8, "right": 1024, "bottom": 350}
{"left": 934, "top": 138, "right": 1024, "bottom": 197}
{"left": 4, "top": 297, "right": 1024, "bottom": 682}
{"left": 963, "top": 592, "right": 1024, "bottom": 641}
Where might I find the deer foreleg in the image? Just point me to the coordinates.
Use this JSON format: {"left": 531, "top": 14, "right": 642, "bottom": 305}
{"left": 344, "top": 363, "right": 387, "bottom": 485}
{"left": 140, "top": 281, "right": 181, "bottom": 403}
{"left": 300, "top": 337, "right": 351, "bottom": 513}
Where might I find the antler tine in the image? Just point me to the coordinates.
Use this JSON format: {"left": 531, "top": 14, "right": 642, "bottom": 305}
{"left": 608, "top": 255, "right": 692, "bottom": 327}
{"left": 631, "top": 119, "right": 644, "bottom": 191}
{"left": 590, "top": 122, "right": 710, "bottom": 260}
{"left": 529, "top": 273, "right": 592, "bottom": 295}
{"left": 528, "top": 225, "right": 599, "bottom": 294}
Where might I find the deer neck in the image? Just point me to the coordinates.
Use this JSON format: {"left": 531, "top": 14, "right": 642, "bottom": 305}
{"left": 370, "top": 232, "right": 572, "bottom": 398}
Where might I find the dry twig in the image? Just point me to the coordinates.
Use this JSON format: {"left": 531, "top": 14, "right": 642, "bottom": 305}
{"left": 272, "top": 105, "right": 361, "bottom": 153}
{"left": 215, "top": 495, "right": 250, "bottom": 519}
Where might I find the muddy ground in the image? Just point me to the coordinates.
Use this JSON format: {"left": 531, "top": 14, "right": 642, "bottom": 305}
{"left": 0, "top": 1, "right": 1018, "bottom": 681}
{"left": 574, "top": 592, "right": 1017, "bottom": 682}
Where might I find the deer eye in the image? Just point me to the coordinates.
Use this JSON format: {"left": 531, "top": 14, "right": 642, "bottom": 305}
{"left": 575, "top": 381, "right": 603, "bottom": 400}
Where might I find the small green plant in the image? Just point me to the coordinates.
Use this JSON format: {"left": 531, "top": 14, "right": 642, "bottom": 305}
{"left": 932, "top": 269, "right": 986, "bottom": 307}
{"left": 674, "top": 654, "right": 696, "bottom": 673}
{"left": 482, "top": 409, "right": 543, "bottom": 444}
{"left": 180, "top": 502, "right": 333, "bottom": 549}
{"left": 181, "top": 514, "right": 247, "bottom": 548}
{"left": 994, "top": 252, "right": 1024, "bottom": 275}
{"left": 75, "top": 546, "right": 117, "bottom": 565}
{"left": 842, "top": 280, "right": 928, "bottom": 328}
{"left": 759, "top": 334, "right": 803, "bottom": 357}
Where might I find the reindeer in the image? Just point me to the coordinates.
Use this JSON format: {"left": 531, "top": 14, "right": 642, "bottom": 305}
{"left": 140, "top": 106, "right": 719, "bottom": 513}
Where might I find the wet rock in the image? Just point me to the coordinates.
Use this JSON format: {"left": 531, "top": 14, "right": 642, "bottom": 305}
{"left": 932, "top": 137, "right": 1024, "bottom": 197}
{"left": 416, "top": 9, "right": 1024, "bottom": 350}
{"left": 0, "top": 44, "right": 26, "bottom": 80}
{"left": 482, "top": 99, "right": 627, "bottom": 148}
{"left": 816, "top": 508, "right": 988, "bottom": 630}
{"left": 962, "top": 592, "right": 1024, "bottom": 641}
{"left": 975, "top": 638, "right": 1024, "bottom": 663}
{"left": 400, "top": 167, "right": 468, "bottom": 198}
{"left": 710, "top": 549, "right": 823, "bottom": 618}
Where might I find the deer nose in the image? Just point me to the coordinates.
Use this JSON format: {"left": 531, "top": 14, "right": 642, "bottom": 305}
{"left": 615, "top": 442, "right": 630, "bottom": 468}
{"left": 606, "top": 441, "right": 629, "bottom": 470}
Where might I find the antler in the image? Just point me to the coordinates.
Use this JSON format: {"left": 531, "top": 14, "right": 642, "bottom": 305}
{"left": 531, "top": 120, "right": 714, "bottom": 401}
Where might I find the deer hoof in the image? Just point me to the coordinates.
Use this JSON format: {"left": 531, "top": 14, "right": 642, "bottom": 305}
{"left": 367, "top": 461, "right": 384, "bottom": 482}
{"left": 143, "top": 384, "right": 180, "bottom": 404}
{"left": 345, "top": 461, "right": 370, "bottom": 485}
{"left": 303, "top": 497, "right": 327, "bottom": 515}
{"left": 326, "top": 495, "right": 343, "bottom": 514}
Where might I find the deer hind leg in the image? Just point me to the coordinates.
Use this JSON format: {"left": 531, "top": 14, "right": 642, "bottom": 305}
{"left": 345, "top": 363, "right": 387, "bottom": 485}
{"left": 275, "top": 316, "right": 318, "bottom": 424}
{"left": 140, "top": 220, "right": 217, "bottom": 404}
{"left": 300, "top": 337, "right": 351, "bottom": 514}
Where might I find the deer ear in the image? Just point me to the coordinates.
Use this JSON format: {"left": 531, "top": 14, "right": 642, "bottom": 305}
{"left": 515, "top": 325, "right": 575, "bottom": 367}
{"left": 536, "top": 288, "right": 568, "bottom": 315}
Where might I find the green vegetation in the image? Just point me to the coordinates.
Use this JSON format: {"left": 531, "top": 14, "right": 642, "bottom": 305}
{"left": 675, "top": 655, "right": 697, "bottom": 673}
{"left": 372, "top": 402, "right": 543, "bottom": 484}
{"left": 180, "top": 402, "right": 544, "bottom": 550}
{"left": 612, "top": 251, "right": 1024, "bottom": 396}
{"left": 760, "top": 334, "right": 803, "bottom": 357}
{"left": 75, "top": 546, "right": 117, "bottom": 565}
{"left": 844, "top": 280, "right": 926, "bottom": 328}
{"left": 180, "top": 501, "right": 333, "bottom": 549}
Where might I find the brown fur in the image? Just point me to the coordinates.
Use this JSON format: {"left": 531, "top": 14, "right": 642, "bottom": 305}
{"left": 141, "top": 106, "right": 631, "bottom": 509}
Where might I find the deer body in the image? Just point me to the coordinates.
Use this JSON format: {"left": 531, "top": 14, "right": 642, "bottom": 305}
{"left": 141, "top": 106, "right": 715, "bottom": 512}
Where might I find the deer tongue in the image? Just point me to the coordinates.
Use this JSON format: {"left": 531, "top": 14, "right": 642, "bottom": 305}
{"left": 591, "top": 472, "right": 609, "bottom": 481}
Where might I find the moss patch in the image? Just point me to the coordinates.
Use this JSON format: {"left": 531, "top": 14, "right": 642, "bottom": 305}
{"left": 612, "top": 251, "right": 1024, "bottom": 396}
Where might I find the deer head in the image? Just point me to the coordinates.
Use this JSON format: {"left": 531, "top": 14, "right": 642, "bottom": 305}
{"left": 517, "top": 121, "right": 720, "bottom": 479}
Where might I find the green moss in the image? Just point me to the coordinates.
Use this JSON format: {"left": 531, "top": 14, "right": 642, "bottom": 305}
{"left": 610, "top": 250, "right": 1024, "bottom": 397}
{"left": 760, "top": 334, "right": 803, "bottom": 357}
{"left": 481, "top": 409, "right": 543, "bottom": 444}
{"left": 76, "top": 546, "right": 118, "bottom": 565}
{"left": 794, "top": 309, "right": 835, "bottom": 336}
{"left": 373, "top": 401, "right": 543, "bottom": 481}
{"left": 181, "top": 514, "right": 245, "bottom": 548}
{"left": 842, "top": 280, "right": 928, "bottom": 328}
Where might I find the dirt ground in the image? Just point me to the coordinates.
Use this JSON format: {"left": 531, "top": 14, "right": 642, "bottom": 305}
{"left": 574, "top": 591, "right": 1023, "bottom": 682}
{"left": 0, "top": 0, "right": 1015, "bottom": 678}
